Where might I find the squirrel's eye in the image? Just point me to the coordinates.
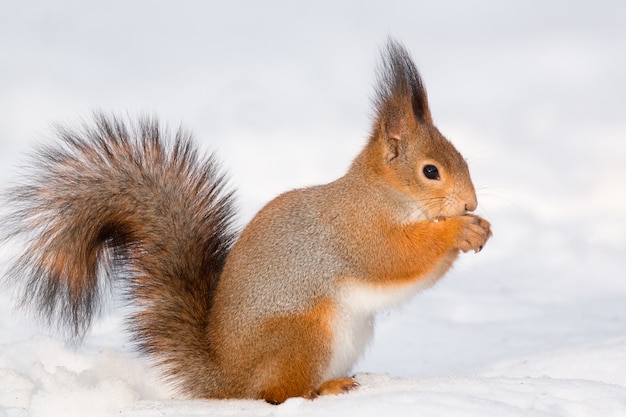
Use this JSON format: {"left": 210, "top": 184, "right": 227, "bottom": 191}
{"left": 422, "top": 164, "right": 440, "bottom": 180}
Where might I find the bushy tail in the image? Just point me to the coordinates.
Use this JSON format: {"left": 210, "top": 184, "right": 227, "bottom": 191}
{"left": 1, "top": 113, "right": 237, "bottom": 395}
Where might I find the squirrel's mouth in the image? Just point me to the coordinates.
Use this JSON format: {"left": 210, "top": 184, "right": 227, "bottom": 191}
{"left": 402, "top": 201, "right": 465, "bottom": 224}
{"left": 431, "top": 196, "right": 477, "bottom": 220}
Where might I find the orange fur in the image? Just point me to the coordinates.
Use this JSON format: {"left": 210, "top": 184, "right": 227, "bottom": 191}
{"left": 313, "top": 378, "right": 360, "bottom": 398}
{"left": 207, "top": 297, "right": 337, "bottom": 403}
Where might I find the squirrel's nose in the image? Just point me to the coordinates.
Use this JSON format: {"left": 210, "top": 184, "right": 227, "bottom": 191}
{"left": 464, "top": 194, "right": 478, "bottom": 213}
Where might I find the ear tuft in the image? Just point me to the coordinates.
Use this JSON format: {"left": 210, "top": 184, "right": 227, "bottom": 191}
{"left": 373, "top": 38, "right": 431, "bottom": 125}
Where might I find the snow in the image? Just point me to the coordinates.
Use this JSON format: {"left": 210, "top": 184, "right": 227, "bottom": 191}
{"left": 1, "top": 0, "right": 626, "bottom": 416}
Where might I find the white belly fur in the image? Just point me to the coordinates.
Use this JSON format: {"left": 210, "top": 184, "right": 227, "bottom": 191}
{"left": 323, "top": 273, "right": 441, "bottom": 380}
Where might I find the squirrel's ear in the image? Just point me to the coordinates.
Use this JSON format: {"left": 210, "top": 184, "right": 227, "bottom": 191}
{"left": 373, "top": 39, "right": 432, "bottom": 133}
{"left": 378, "top": 109, "right": 406, "bottom": 161}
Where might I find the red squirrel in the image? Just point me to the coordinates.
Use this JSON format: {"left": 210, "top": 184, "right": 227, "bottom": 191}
{"left": 1, "top": 39, "right": 491, "bottom": 404}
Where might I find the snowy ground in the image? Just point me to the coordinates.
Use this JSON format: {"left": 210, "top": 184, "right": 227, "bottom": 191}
{"left": 1, "top": 1, "right": 626, "bottom": 416}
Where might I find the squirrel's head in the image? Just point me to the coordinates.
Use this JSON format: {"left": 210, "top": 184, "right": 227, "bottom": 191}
{"left": 365, "top": 39, "right": 477, "bottom": 221}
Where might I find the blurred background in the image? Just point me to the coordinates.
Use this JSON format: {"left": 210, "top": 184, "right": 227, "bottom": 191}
{"left": 1, "top": 0, "right": 625, "bottom": 378}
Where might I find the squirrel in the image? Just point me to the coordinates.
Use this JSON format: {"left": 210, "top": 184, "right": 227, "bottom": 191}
{"left": 1, "top": 39, "right": 491, "bottom": 404}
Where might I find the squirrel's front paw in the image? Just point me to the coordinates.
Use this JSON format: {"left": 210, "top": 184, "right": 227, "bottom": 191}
{"left": 454, "top": 215, "right": 492, "bottom": 253}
